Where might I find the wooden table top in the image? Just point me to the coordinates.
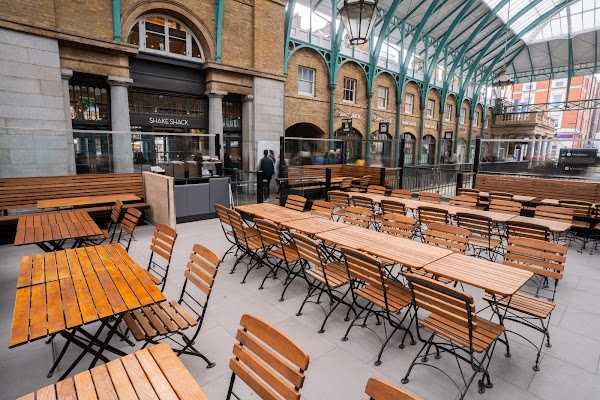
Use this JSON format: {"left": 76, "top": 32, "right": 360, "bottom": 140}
{"left": 315, "top": 225, "right": 452, "bottom": 269}
{"left": 236, "top": 203, "right": 317, "bottom": 224}
{"left": 423, "top": 253, "right": 533, "bottom": 296}
{"left": 478, "top": 192, "right": 536, "bottom": 203}
{"left": 280, "top": 217, "right": 347, "bottom": 235}
{"left": 37, "top": 194, "right": 141, "bottom": 209}
{"left": 16, "top": 344, "right": 208, "bottom": 400}
{"left": 14, "top": 210, "right": 103, "bottom": 246}
{"left": 9, "top": 243, "right": 165, "bottom": 348}
{"left": 509, "top": 215, "right": 572, "bottom": 232}
{"left": 14, "top": 210, "right": 102, "bottom": 247}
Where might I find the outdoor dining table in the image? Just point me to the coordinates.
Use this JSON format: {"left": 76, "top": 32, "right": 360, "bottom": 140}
{"left": 16, "top": 343, "right": 208, "bottom": 400}
{"left": 510, "top": 215, "right": 572, "bottom": 233}
{"left": 236, "top": 202, "right": 317, "bottom": 224}
{"left": 477, "top": 192, "right": 537, "bottom": 204}
{"left": 315, "top": 225, "right": 453, "bottom": 270}
{"left": 36, "top": 194, "right": 141, "bottom": 209}
{"left": 13, "top": 210, "right": 103, "bottom": 251}
{"left": 280, "top": 216, "right": 347, "bottom": 235}
{"left": 9, "top": 243, "right": 165, "bottom": 381}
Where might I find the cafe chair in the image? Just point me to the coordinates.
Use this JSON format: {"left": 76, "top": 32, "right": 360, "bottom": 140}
{"left": 488, "top": 191, "right": 514, "bottom": 202}
{"left": 402, "top": 273, "right": 504, "bottom": 399}
{"left": 417, "top": 206, "right": 449, "bottom": 237}
{"left": 456, "top": 212, "right": 502, "bottom": 260}
{"left": 145, "top": 224, "right": 178, "bottom": 291}
{"left": 367, "top": 185, "right": 387, "bottom": 195}
{"left": 341, "top": 247, "right": 415, "bottom": 366}
{"left": 310, "top": 200, "right": 335, "bottom": 219}
{"left": 114, "top": 208, "right": 142, "bottom": 251}
{"left": 340, "top": 177, "right": 354, "bottom": 191}
{"left": 488, "top": 199, "right": 522, "bottom": 216}
{"left": 226, "top": 314, "right": 310, "bottom": 400}
{"left": 328, "top": 191, "right": 351, "bottom": 221}
{"left": 449, "top": 195, "right": 477, "bottom": 209}
{"left": 363, "top": 377, "right": 420, "bottom": 400}
{"left": 534, "top": 204, "right": 574, "bottom": 244}
{"left": 124, "top": 244, "right": 220, "bottom": 368}
{"left": 558, "top": 199, "right": 593, "bottom": 250}
{"left": 390, "top": 188, "right": 413, "bottom": 199}
{"left": 418, "top": 191, "right": 442, "bottom": 204}
{"left": 420, "top": 223, "right": 470, "bottom": 285}
{"left": 380, "top": 213, "right": 418, "bottom": 239}
{"left": 290, "top": 231, "right": 355, "bottom": 333}
{"left": 342, "top": 206, "right": 375, "bottom": 230}
{"left": 381, "top": 198, "right": 407, "bottom": 216}
{"left": 349, "top": 175, "right": 371, "bottom": 192}
{"left": 353, "top": 195, "right": 383, "bottom": 229}
{"left": 457, "top": 188, "right": 479, "bottom": 197}
{"left": 82, "top": 199, "right": 124, "bottom": 246}
{"left": 215, "top": 203, "right": 239, "bottom": 262}
{"left": 285, "top": 194, "right": 307, "bottom": 211}
{"left": 507, "top": 220, "right": 551, "bottom": 242}
{"left": 483, "top": 237, "right": 567, "bottom": 371}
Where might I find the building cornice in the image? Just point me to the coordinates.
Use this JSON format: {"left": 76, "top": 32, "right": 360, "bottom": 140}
{"left": 203, "top": 61, "right": 286, "bottom": 82}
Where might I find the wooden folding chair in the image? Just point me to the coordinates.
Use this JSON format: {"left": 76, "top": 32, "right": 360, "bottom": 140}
{"left": 402, "top": 273, "right": 504, "bottom": 399}
{"left": 353, "top": 195, "right": 382, "bottom": 228}
{"left": 124, "top": 244, "right": 220, "bottom": 367}
{"left": 350, "top": 175, "right": 371, "bottom": 192}
{"left": 114, "top": 208, "right": 142, "bottom": 251}
{"left": 215, "top": 203, "right": 238, "bottom": 261}
{"left": 363, "top": 377, "right": 420, "bottom": 400}
{"left": 291, "top": 232, "right": 355, "bottom": 333}
{"left": 83, "top": 199, "right": 124, "bottom": 245}
{"left": 341, "top": 247, "right": 415, "bottom": 366}
{"left": 456, "top": 212, "right": 502, "bottom": 260}
{"left": 418, "top": 192, "right": 442, "bottom": 204}
{"left": 449, "top": 195, "right": 477, "bottom": 209}
{"left": 380, "top": 213, "right": 418, "bottom": 239}
{"left": 558, "top": 199, "right": 592, "bottom": 250}
{"left": 328, "top": 191, "right": 351, "bottom": 221}
{"left": 226, "top": 314, "right": 310, "bottom": 400}
{"left": 285, "top": 194, "right": 307, "bottom": 211}
{"left": 381, "top": 199, "right": 407, "bottom": 215}
{"left": 367, "top": 185, "right": 387, "bottom": 195}
{"left": 507, "top": 220, "right": 550, "bottom": 242}
{"left": 417, "top": 206, "right": 449, "bottom": 237}
{"left": 488, "top": 191, "right": 514, "bottom": 201}
{"left": 310, "top": 200, "right": 335, "bottom": 219}
{"left": 457, "top": 188, "right": 479, "bottom": 197}
{"left": 483, "top": 237, "right": 567, "bottom": 371}
{"left": 488, "top": 199, "right": 522, "bottom": 215}
{"left": 340, "top": 177, "right": 354, "bottom": 191}
{"left": 534, "top": 205, "right": 573, "bottom": 242}
{"left": 391, "top": 189, "right": 412, "bottom": 199}
{"left": 342, "top": 206, "right": 374, "bottom": 229}
{"left": 255, "top": 218, "right": 300, "bottom": 294}
{"left": 145, "top": 224, "right": 178, "bottom": 291}
{"left": 423, "top": 222, "right": 469, "bottom": 254}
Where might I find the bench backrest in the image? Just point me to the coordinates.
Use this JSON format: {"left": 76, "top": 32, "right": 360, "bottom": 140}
{"left": 0, "top": 173, "right": 144, "bottom": 210}
{"left": 475, "top": 174, "right": 600, "bottom": 203}
{"left": 286, "top": 165, "right": 384, "bottom": 185}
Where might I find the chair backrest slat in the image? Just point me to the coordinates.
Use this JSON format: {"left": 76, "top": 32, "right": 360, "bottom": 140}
{"left": 150, "top": 224, "right": 178, "bottom": 261}
{"left": 390, "top": 189, "right": 412, "bottom": 199}
{"left": 310, "top": 200, "right": 335, "bottom": 219}
{"left": 535, "top": 205, "right": 574, "bottom": 223}
{"left": 423, "top": 222, "right": 470, "bottom": 254}
{"left": 110, "top": 199, "right": 124, "bottom": 223}
{"left": 418, "top": 192, "right": 442, "bottom": 204}
{"left": 342, "top": 248, "right": 385, "bottom": 291}
{"left": 230, "top": 314, "right": 309, "bottom": 400}
{"left": 381, "top": 199, "right": 406, "bottom": 215}
{"left": 343, "top": 206, "right": 373, "bottom": 228}
{"left": 328, "top": 191, "right": 350, "bottom": 207}
{"left": 506, "top": 221, "right": 550, "bottom": 241}
{"left": 367, "top": 185, "right": 387, "bottom": 195}
{"left": 364, "top": 377, "right": 420, "bottom": 400}
{"left": 449, "top": 195, "right": 477, "bottom": 209}
{"left": 184, "top": 244, "right": 220, "bottom": 298}
{"left": 489, "top": 199, "right": 522, "bottom": 216}
{"left": 380, "top": 213, "right": 417, "bottom": 238}
{"left": 418, "top": 206, "right": 449, "bottom": 225}
{"left": 489, "top": 191, "right": 514, "bottom": 201}
{"left": 285, "top": 195, "right": 307, "bottom": 211}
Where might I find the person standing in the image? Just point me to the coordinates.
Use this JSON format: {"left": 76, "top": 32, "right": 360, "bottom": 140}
{"left": 258, "top": 149, "right": 275, "bottom": 202}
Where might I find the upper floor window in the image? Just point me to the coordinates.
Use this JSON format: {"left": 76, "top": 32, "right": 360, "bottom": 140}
{"left": 460, "top": 108, "right": 466, "bottom": 124}
{"left": 474, "top": 111, "right": 480, "bottom": 126}
{"left": 553, "top": 79, "right": 566, "bottom": 88}
{"left": 127, "top": 15, "right": 205, "bottom": 62}
{"left": 298, "top": 66, "right": 315, "bottom": 96}
{"left": 426, "top": 99, "right": 435, "bottom": 118}
{"left": 405, "top": 93, "right": 414, "bottom": 114}
{"left": 445, "top": 104, "right": 453, "bottom": 121}
{"left": 523, "top": 82, "right": 536, "bottom": 91}
{"left": 377, "top": 86, "right": 388, "bottom": 109}
{"left": 484, "top": 117, "right": 489, "bottom": 129}
{"left": 343, "top": 77, "right": 356, "bottom": 103}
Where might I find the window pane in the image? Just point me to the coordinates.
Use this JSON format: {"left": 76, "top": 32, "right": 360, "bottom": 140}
{"left": 146, "top": 32, "right": 165, "bottom": 51}
{"left": 145, "top": 16, "right": 165, "bottom": 33}
{"left": 128, "top": 22, "right": 140, "bottom": 45}
{"left": 191, "top": 40, "right": 202, "bottom": 58}
{"left": 169, "top": 37, "right": 186, "bottom": 55}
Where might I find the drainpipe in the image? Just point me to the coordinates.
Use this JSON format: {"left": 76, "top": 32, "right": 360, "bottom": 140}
{"left": 112, "top": 0, "right": 121, "bottom": 42}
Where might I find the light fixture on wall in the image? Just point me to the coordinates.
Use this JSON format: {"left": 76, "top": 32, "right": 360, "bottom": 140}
{"left": 338, "top": 0, "right": 379, "bottom": 45}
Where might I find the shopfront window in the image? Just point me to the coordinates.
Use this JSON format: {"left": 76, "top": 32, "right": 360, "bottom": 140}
{"left": 69, "top": 85, "right": 110, "bottom": 121}
{"left": 128, "top": 90, "right": 205, "bottom": 117}
{"left": 127, "top": 15, "right": 205, "bottom": 62}
{"left": 223, "top": 101, "right": 241, "bottom": 128}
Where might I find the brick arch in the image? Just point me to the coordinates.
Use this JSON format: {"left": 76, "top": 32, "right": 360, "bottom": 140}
{"left": 122, "top": 0, "right": 215, "bottom": 61}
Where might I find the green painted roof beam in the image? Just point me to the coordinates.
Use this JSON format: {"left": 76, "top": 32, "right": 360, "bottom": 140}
{"left": 283, "top": 0, "right": 298, "bottom": 72}
{"left": 112, "top": 0, "right": 121, "bottom": 41}
{"left": 424, "top": 0, "right": 470, "bottom": 36}
{"left": 215, "top": 0, "right": 224, "bottom": 62}
{"left": 547, "top": 41, "right": 554, "bottom": 77}
{"left": 526, "top": 46, "right": 535, "bottom": 74}
{"left": 401, "top": 0, "right": 445, "bottom": 75}
{"left": 404, "top": 0, "right": 432, "bottom": 21}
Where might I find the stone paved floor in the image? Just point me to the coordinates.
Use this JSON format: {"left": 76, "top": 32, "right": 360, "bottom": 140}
{"left": 2, "top": 218, "right": 600, "bottom": 399}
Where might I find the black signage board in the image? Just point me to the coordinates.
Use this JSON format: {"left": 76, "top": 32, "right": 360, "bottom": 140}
{"left": 379, "top": 122, "right": 389, "bottom": 134}
{"left": 559, "top": 148, "right": 598, "bottom": 166}
{"left": 129, "top": 113, "right": 206, "bottom": 129}
{"left": 444, "top": 131, "right": 453, "bottom": 139}
{"left": 341, "top": 118, "right": 352, "bottom": 133}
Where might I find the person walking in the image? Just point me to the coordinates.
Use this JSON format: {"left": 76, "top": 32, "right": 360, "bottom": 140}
{"left": 258, "top": 149, "right": 275, "bottom": 202}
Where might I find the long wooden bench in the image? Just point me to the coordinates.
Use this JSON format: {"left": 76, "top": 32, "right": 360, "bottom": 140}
{"left": 474, "top": 174, "right": 600, "bottom": 204}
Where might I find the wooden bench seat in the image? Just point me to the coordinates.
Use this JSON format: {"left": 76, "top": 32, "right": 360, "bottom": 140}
{"left": 475, "top": 174, "right": 600, "bottom": 204}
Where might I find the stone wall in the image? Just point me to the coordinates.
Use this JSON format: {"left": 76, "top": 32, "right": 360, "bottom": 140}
{"left": 0, "top": 28, "right": 75, "bottom": 177}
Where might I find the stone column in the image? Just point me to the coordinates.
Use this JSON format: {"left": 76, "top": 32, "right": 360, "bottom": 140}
{"left": 61, "top": 69, "right": 76, "bottom": 174}
{"left": 526, "top": 135, "right": 535, "bottom": 160}
{"left": 242, "top": 95, "right": 254, "bottom": 171}
{"left": 534, "top": 134, "right": 542, "bottom": 159}
{"left": 541, "top": 137, "right": 549, "bottom": 160}
{"left": 107, "top": 76, "right": 134, "bottom": 173}
{"left": 206, "top": 90, "right": 227, "bottom": 160}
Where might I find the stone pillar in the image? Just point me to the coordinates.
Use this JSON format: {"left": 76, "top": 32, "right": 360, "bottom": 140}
{"left": 242, "top": 95, "right": 254, "bottom": 171}
{"left": 526, "top": 135, "right": 535, "bottom": 160}
{"left": 534, "top": 134, "right": 542, "bottom": 159}
{"left": 541, "top": 137, "right": 549, "bottom": 160}
{"left": 107, "top": 76, "right": 134, "bottom": 173}
{"left": 61, "top": 69, "right": 76, "bottom": 175}
{"left": 206, "top": 90, "right": 227, "bottom": 160}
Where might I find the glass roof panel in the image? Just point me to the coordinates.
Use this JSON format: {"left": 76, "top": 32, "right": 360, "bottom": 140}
{"left": 527, "top": 0, "right": 600, "bottom": 43}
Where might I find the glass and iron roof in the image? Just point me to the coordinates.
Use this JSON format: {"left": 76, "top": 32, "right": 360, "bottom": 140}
{"left": 288, "top": 0, "right": 600, "bottom": 87}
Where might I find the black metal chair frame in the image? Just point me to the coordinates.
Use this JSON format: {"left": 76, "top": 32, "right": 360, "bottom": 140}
{"left": 215, "top": 204, "right": 240, "bottom": 262}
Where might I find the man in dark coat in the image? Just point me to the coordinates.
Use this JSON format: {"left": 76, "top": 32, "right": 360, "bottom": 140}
{"left": 258, "top": 149, "right": 275, "bottom": 201}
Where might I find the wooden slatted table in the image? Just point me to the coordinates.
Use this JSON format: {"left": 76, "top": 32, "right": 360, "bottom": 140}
{"left": 9, "top": 243, "right": 165, "bottom": 380}
{"left": 236, "top": 203, "right": 317, "bottom": 224}
{"left": 280, "top": 217, "right": 347, "bottom": 235}
{"left": 509, "top": 215, "right": 571, "bottom": 233}
{"left": 14, "top": 210, "right": 103, "bottom": 251}
{"left": 16, "top": 343, "right": 208, "bottom": 400}
{"left": 37, "top": 194, "right": 141, "bottom": 209}
{"left": 315, "top": 225, "right": 452, "bottom": 270}
{"left": 478, "top": 192, "right": 537, "bottom": 204}
{"left": 423, "top": 253, "right": 533, "bottom": 297}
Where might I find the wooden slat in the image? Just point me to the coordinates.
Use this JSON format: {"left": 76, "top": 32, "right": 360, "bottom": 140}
{"left": 73, "top": 370, "right": 99, "bottom": 400}
{"left": 29, "top": 284, "right": 48, "bottom": 341}
{"left": 9, "top": 286, "right": 31, "bottom": 347}
{"left": 60, "top": 278, "right": 83, "bottom": 329}
{"left": 135, "top": 348, "right": 179, "bottom": 400}
{"left": 121, "top": 352, "right": 160, "bottom": 400}
{"left": 106, "top": 358, "right": 140, "bottom": 400}
{"left": 46, "top": 280, "right": 65, "bottom": 335}
{"left": 17, "top": 256, "right": 33, "bottom": 288}
{"left": 55, "top": 378, "right": 77, "bottom": 400}
{"left": 90, "top": 364, "right": 119, "bottom": 400}
{"left": 72, "top": 275, "right": 99, "bottom": 324}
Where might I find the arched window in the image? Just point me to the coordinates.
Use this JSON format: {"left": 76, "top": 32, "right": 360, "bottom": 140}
{"left": 127, "top": 15, "right": 205, "bottom": 62}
